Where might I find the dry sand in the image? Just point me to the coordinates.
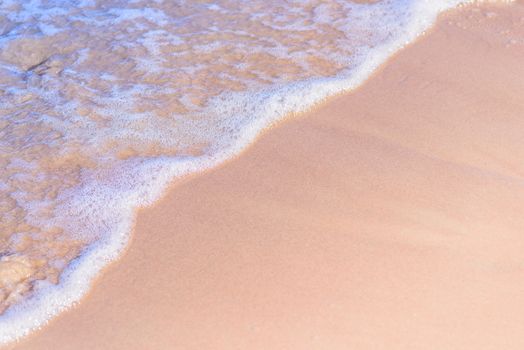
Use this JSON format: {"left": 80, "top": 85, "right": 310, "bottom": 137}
{"left": 9, "top": 2, "right": 524, "bottom": 349}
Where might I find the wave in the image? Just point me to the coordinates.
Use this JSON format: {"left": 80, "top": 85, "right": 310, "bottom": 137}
{"left": 0, "top": 0, "right": 511, "bottom": 344}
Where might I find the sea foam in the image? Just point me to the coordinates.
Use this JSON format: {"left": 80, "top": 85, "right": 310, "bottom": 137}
{"left": 0, "top": 0, "right": 512, "bottom": 344}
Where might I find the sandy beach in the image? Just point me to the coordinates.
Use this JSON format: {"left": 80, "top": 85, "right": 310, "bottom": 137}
{"left": 7, "top": 1, "right": 524, "bottom": 349}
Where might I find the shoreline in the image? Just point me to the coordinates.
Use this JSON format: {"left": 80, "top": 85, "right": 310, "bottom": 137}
{"left": 0, "top": 1, "right": 472, "bottom": 343}
{"left": 8, "top": 1, "right": 524, "bottom": 349}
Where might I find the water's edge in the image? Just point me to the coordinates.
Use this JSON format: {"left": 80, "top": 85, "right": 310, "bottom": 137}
{"left": 0, "top": 0, "right": 513, "bottom": 346}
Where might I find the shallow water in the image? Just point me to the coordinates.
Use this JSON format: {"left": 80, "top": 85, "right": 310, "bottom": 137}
{"left": 0, "top": 0, "right": 512, "bottom": 344}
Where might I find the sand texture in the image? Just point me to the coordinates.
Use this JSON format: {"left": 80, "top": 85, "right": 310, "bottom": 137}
{"left": 9, "top": 2, "right": 524, "bottom": 349}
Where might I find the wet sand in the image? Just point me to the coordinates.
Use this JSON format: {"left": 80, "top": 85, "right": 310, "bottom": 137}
{"left": 9, "top": 2, "right": 524, "bottom": 349}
